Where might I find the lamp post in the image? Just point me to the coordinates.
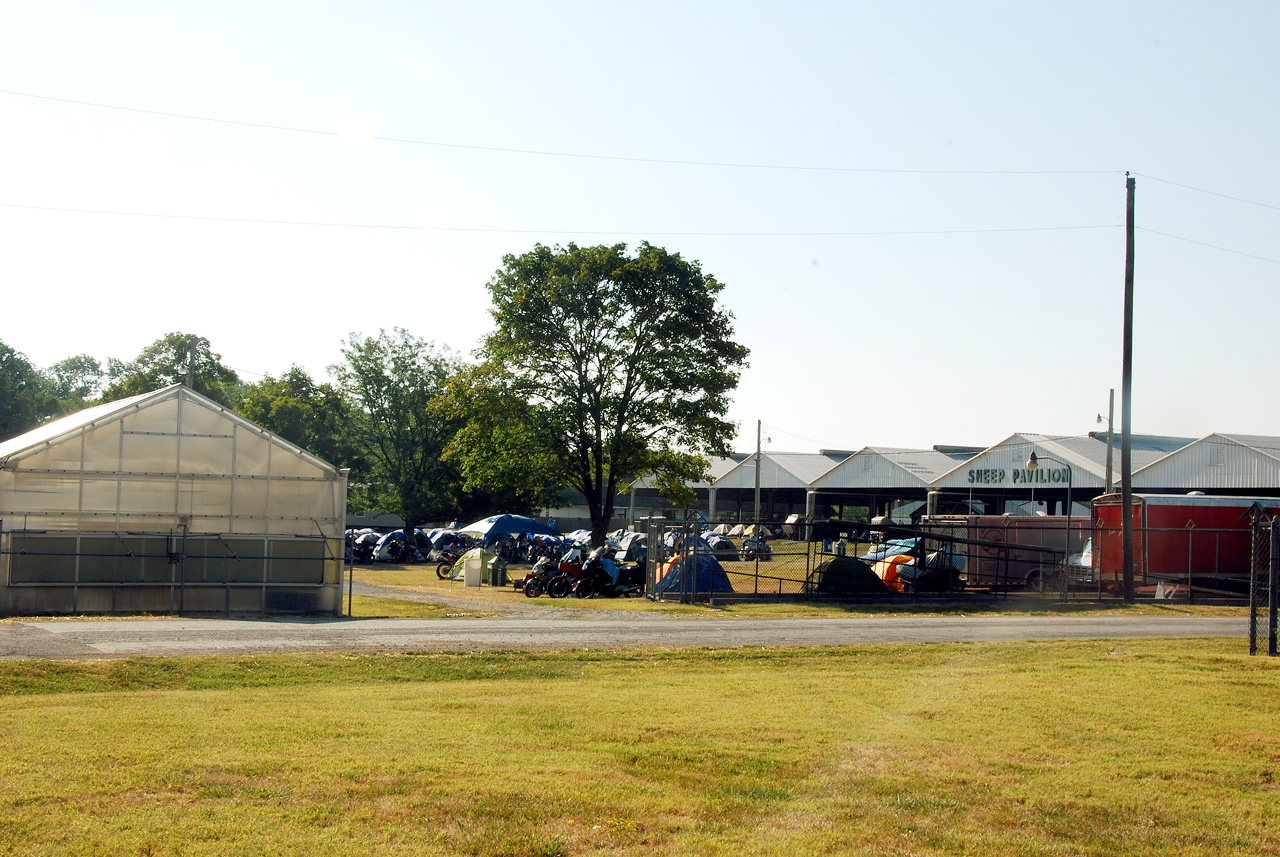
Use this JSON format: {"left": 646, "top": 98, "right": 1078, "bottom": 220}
{"left": 1097, "top": 388, "right": 1115, "bottom": 492}
{"left": 1026, "top": 451, "right": 1073, "bottom": 600}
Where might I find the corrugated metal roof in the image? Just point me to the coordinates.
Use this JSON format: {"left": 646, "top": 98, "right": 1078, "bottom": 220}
{"left": 1133, "top": 433, "right": 1280, "bottom": 490}
{"left": 813, "top": 447, "right": 970, "bottom": 489}
{"left": 712, "top": 451, "right": 845, "bottom": 489}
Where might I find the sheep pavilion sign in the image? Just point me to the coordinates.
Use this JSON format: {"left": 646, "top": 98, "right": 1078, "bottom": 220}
{"left": 966, "top": 466, "right": 1071, "bottom": 486}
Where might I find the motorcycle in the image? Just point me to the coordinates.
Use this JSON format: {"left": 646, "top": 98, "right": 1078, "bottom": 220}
{"left": 517, "top": 553, "right": 581, "bottom": 597}
{"left": 573, "top": 546, "right": 644, "bottom": 598}
{"left": 739, "top": 536, "right": 773, "bottom": 562}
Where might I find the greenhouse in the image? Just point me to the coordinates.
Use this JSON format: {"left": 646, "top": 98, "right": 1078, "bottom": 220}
{"left": 0, "top": 385, "right": 347, "bottom": 616}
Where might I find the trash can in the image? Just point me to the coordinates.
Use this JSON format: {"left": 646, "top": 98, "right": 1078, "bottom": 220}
{"left": 488, "top": 561, "right": 508, "bottom": 587}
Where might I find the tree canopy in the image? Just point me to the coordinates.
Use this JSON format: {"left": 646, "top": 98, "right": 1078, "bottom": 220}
{"left": 455, "top": 242, "right": 749, "bottom": 543}
{"left": 101, "top": 332, "right": 240, "bottom": 407}
{"left": 332, "top": 329, "right": 463, "bottom": 533}
{"left": 0, "top": 341, "right": 57, "bottom": 442}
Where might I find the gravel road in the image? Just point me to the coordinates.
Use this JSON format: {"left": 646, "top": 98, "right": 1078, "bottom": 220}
{"left": 0, "top": 582, "right": 1249, "bottom": 660}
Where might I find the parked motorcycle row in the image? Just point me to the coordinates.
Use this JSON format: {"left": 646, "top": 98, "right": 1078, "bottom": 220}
{"left": 515, "top": 545, "right": 645, "bottom": 599}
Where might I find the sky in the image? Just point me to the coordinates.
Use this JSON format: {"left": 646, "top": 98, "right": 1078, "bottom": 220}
{"left": 1, "top": 2, "right": 1276, "bottom": 456}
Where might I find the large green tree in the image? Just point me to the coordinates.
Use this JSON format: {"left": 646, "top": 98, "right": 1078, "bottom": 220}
{"left": 100, "top": 332, "right": 240, "bottom": 406}
{"left": 0, "top": 341, "right": 57, "bottom": 441}
{"left": 44, "top": 354, "right": 105, "bottom": 415}
{"left": 457, "top": 242, "right": 749, "bottom": 545}
{"left": 332, "top": 329, "right": 461, "bottom": 536}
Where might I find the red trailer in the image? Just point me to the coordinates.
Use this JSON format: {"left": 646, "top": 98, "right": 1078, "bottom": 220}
{"left": 1091, "top": 494, "right": 1280, "bottom": 596}
{"left": 922, "top": 515, "right": 1091, "bottom": 589}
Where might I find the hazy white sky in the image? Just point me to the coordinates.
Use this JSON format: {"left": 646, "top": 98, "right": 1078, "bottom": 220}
{"left": 1, "top": 2, "right": 1276, "bottom": 454}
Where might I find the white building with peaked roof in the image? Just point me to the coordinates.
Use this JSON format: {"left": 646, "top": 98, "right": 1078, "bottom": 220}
{"left": 0, "top": 385, "right": 347, "bottom": 616}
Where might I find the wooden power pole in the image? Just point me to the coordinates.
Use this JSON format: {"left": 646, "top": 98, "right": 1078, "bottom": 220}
{"left": 1121, "top": 174, "right": 1137, "bottom": 604}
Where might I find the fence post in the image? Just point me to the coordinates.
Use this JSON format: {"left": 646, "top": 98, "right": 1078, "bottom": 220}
{"left": 1270, "top": 518, "right": 1278, "bottom": 657}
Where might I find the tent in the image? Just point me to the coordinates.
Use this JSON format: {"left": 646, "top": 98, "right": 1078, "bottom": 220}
{"left": 458, "top": 514, "right": 560, "bottom": 538}
{"left": 448, "top": 548, "right": 506, "bottom": 585}
{"left": 655, "top": 553, "right": 734, "bottom": 595}
{"left": 663, "top": 531, "right": 715, "bottom": 554}
{"left": 807, "top": 556, "right": 891, "bottom": 596}
{"left": 703, "top": 532, "right": 739, "bottom": 561}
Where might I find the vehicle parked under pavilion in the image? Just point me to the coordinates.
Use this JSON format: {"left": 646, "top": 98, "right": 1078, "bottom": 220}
{"left": 0, "top": 385, "right": 347, "bottom": 617}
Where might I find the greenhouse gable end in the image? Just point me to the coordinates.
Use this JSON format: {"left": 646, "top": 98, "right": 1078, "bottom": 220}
{"left": 0, "top": 385, "right": 348, "bottom": 616}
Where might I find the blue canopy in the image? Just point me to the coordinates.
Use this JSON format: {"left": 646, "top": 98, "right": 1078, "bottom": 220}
{"left": 458, "top": 514, "right": 561, "bottom": 538}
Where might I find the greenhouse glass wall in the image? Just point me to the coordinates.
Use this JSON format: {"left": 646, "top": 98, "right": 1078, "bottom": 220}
{"left": 0, "top": 385, "right": 347, "bottom": 616}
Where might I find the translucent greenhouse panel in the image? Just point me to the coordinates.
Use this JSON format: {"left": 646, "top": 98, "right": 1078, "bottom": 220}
{"left": 178, "top": 435, "right": 235, "bottom": 476}
{"left": 233, "top": 429, "right": 272, "bottom": 478}
{"left": 117, "top": 476, "right": 177, "bottom": 516}
{"left": 122, "top": 395, "right": 178, "bottom": 434}
{"left": 229, "top": 479, "right": 269, "bottom": 534}
{"left": 80, "top": 476, "right": 122, "bottom": 518}
{"left": 7, "top": 473, "right": 81, "bottom": 517}
{"left": 121, "top": 430, "right": 179, "bottom": 475}
{"left": 177, "top": 477, "right": 234, "bottom": 524}
{"left": 81, "top": 420, "right": 124, "bottom": 472}
{"left": 179, "top": 398, "right": 234, "bottom": 435}
{"left": 15, "top": 432, "right": 84, "bottom": 472}
{"left": 268, "top": 447, "right": 328, "bottom": 480}
{"left": 266, "top": 481, "right": 342, "bottom": 534}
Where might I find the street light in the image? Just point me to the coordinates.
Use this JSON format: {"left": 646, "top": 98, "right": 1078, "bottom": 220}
{"left": 1026, "top": 451, "right": 1073, "bottom": 599}
{"left": 1097, "top": 388, "right": 1115, "bottom": 492}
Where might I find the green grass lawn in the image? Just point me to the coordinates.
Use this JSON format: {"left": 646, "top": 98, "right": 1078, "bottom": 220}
{"left": 1, "top": 639, "right": 1277, "bottom": 855}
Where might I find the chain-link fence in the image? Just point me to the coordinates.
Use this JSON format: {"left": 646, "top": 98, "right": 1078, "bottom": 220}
{"left": 640, "top": 515, "right": 1270, "bottom": 606}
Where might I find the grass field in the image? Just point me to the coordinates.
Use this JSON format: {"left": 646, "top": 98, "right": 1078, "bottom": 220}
{"left": 2, "top": 639, "right": 1277, "bottom": 855}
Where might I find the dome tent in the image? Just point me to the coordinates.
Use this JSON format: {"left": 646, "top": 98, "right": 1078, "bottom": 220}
{"left": 0, "top": 384, "right": 347, "bottom": 616}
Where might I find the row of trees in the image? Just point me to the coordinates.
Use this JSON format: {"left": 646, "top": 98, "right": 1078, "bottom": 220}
{"left": 1, "top": 243, "right": 749, "bottom": 543}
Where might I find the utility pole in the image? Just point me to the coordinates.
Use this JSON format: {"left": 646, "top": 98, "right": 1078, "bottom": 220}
{"left": 1121, "top": 174, "right": 1137, "bottom": 604}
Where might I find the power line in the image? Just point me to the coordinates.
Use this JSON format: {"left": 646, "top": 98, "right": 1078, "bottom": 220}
{"left": 1137, "top": 227, "right": 1280, "bottom": 265}
{"left": 1131, "top": 173, "right": 1280, "bottom": 213}
{"left": 0, "top": 202, "right": 1119, "bottom": 237}
{"left": 0, "top": 88, "right": 1118, "bottom": 176}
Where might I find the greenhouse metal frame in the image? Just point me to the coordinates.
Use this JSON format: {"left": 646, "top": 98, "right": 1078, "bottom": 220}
{"left": 0, "top": 385, "right": 347, "bottom": 616}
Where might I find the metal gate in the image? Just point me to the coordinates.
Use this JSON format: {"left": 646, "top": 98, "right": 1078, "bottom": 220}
{"left": 1248, "top": 514, "right": 1279, "bottom": 656}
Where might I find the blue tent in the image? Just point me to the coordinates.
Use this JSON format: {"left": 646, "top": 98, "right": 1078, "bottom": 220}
{"left": 655, "top": 553, "right": 734, "bottom": 595}
{"left": 458, "top": 514, "right": 560, "bottom": 538}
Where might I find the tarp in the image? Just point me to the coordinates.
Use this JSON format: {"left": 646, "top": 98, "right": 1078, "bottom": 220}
{"left": 808, "top": 556, "right": 891, "bottom": 596}
{"left": 458, "top": 514, "right": 560, "bottom": 538}
{"left": 655, "top": 553, "right": 734, "bottom": 594}
{"left": 616, "top": 531, "right": 647, "bottom": 562}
